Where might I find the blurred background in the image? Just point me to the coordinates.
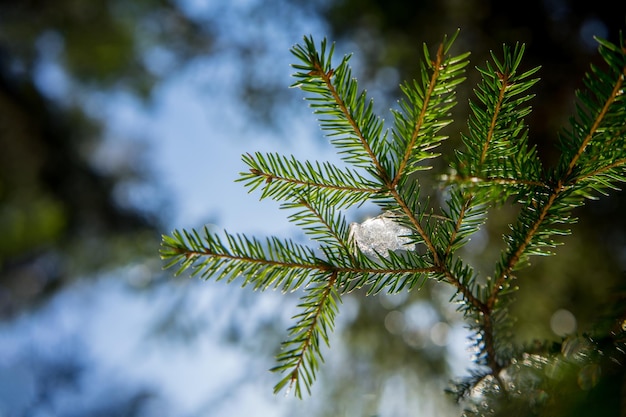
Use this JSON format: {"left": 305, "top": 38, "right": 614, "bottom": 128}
{"left": 1, "top": 1, "right": 625, "bottom": 415}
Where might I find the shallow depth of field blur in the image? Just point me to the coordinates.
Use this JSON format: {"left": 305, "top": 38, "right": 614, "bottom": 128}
{"left": 1, "top": 1, "right": 625, "bottom": 416}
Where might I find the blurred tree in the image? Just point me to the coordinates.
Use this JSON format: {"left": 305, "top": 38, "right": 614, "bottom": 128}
{"left": 0, "top": 0, "right": 215, "bottom": 316}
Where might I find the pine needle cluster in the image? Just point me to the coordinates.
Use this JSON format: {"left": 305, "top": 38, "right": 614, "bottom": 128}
{"left": 161, "top": 30, "right": 626, "bottom": 411}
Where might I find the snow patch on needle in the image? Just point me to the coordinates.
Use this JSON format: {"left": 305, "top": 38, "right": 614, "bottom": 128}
{"left": 349, "top": 212, "right": 416, "bottom": 258}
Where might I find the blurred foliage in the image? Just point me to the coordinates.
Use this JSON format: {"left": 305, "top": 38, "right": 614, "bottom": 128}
{"left": 0, "top": 0, "right": 219, "bottom": 316}
{"left": 0, "top": 0, "right": 212, "bottom": 93}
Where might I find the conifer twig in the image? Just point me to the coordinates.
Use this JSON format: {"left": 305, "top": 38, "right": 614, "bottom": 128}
{"left": 160, "top": 33, "right": 626, "bottom": 406}
{"left": 309, "top": 56, "right": 391, "bottom": 184}
{"left": 391, "top": 42, "right": 445, "bottom": 188}
{"left": 488, "top": 59, "right": 626, "bottom": 309}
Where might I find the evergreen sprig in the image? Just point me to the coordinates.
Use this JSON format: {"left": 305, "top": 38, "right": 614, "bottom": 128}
{"left": 272, "top": 272, "right": 340, "bottom": 397}
{"left": 161, "top": 228, "right": 321, "bottom": 292}
{"left": 389, "top": 38, "right": 471, "bottom": 182}
{"left": 161, "top": 30, "right": 626, "bottom": 409}
{"left": 454, "top": 42, "right": 543, "bottom": 200}
{"left": 239, "top": 152, "right": 380, "bottom": 208}
{"left": 290, "top": 36, "right": 388, "bottom": 171}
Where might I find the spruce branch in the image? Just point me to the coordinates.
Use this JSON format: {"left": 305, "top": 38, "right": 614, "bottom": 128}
{"left": 291, "top": 36, "right": 389, "bottom": 174}
{"left": 282, "top": 194, "right": 353, "bottom": 253}
{"left": 441, "top": 189, "right": 487, "bottom": 258}
{"left": 389, "top": 31, "right": 470, "bottom": 185}
{"left": 474, "top": 35, "right": 626, "bottom": 388}
{"left": 160, "top": 31, "right": 626, "bottom": 408}
{"left": 272, "top": 271, "right": 340, "bottom": 398}
{"left": 337, "top": 248, "right": 438, "bottom": 294}
{"left": 291, "top": 33, "right": 480, "bottom": 309}
{"left": 161, "top": 228, "right": 325, "bottom": 292}
{"left": 491, "top": 34, "right": 626, "bottom": 306}
{"left": 239, "top": 152, "right": 382, "bottom": 208}
{"left": 454, "top": 42, "right": 542, "bottom": 201}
